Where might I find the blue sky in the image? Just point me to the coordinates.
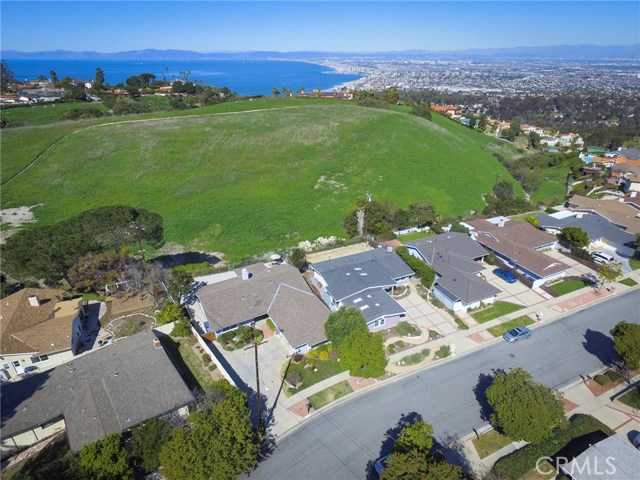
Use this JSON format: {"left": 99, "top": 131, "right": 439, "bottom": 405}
{"left": 1, "top": 1, "right": 639, "bottom": 52}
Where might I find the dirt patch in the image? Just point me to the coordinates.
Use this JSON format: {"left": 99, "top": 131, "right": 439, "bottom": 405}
{"left": 0, "top": 205, "right": 41, "bottom": 244}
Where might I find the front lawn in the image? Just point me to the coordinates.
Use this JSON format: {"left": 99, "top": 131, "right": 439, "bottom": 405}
{"left": 629, "top": 257, "right": 640, "bottom": 270}
{"left": 159, "top": 335, "right": 215, "bottom": 391}
{"left": 619, "top": 277, "right": 638, "bottom": 287}
{"left": 399, "top": 349, "right": 431, "bottom": 365}
{"left": 308, "top": 380, "right": 353, "bottom": 410}
{"left": 472, "top": 429, "right": 513, "bottom": 459}
{"left": 547, "top": 279, "right": 587, "bottom": 296}
{"left": 488, "top": 316, "right": 535, "bottom": 337}
{"left": 617, "top": 388, "right": 640, "bottom": 409}
{"left": 397, "top": 230, "right": 432, "bottom": 242}
{"left": 471, "top": 301, "right": 524, "bottom": 323}
{"left": 284, "top": 356, "right": 347, "bottom": 396}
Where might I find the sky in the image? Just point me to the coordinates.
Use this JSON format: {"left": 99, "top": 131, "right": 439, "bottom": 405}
{"left": 1, "top": 1, "right": 639, "bottom": 53}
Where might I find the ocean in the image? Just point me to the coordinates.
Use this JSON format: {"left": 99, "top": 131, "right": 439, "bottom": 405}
{"left": 5, "top": 59, "right": 361, "bottom": 96}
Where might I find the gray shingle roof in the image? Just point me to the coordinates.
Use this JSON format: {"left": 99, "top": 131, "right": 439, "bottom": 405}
{"left": 535, "top": 212, "right": 636, "bottom": 247}
{"left": 406, "top": 233, "right": 499, "bottom": 304}
{"left": 197, "top": 263, "right": 330, "bottom": 349}
{"left": 562, "top": 434, "right": 640, "bottom": 480}
{"left": 311, "top": 248, "right": 414, "bottom": 301}
{"left": 0, "top": 331, "right": 194, "bottom": 452}
{"left": 617, "top": 148, "right": 640, "bottom": 161}
{"left": 341, "top": 289, "right": 406, "bottom": 324}
{"left": 267, "top": 284, "right": 330, "bottom": 348}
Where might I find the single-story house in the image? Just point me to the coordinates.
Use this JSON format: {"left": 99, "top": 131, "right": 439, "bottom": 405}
{"left": 309, "top": 247, "right": 414, "bottom": 331}
{"left": 560, "top": 434, "right": 640, "bottom": 480}
{"left": 567, "top": 195, "right": 640, "bottom": 235}
{"left": 404, "top": 232, "right": 501, "bottom": 312}
{"left": 196, "top": 262, "right": 330, "bottom": 354}
{"left": 0, "top": 289, "right": 86, "bottom": 380}
{"left": 535, "top": 211, "right": 637, "bottom": 257}
{"left": 1, "top": 331, "right": 194, "bottom": 458}
{"left": 465, "top": 218, "right": 570, "bottom": 289}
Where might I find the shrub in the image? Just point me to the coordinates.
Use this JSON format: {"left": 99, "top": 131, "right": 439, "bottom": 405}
{"left": 485, "top": 251, "right": 496, "bottom": 265}
{"left": 171, "top": 318, "right": 191, "bottom": 337}
{"left": 396, "top": 247, "right": 435, "bottom": 288}
{"left": 286, "top": 371, "right": 302, "bottom": 387}
{"left": 208, "top": 364, "right": 217, "bottom": 371}
{"left": 266, "top": 318, "right": 277, "bottom": 333}
{"left": 292, "top": 352, "right": 304, "bottom": 363}
{"left": 202, "top": 353, "right": 211, "bottom": 365}
{"left": 436, "top": 345, "right": 451, "bottom": 358}
{"left": 307, "top": 344, "right": 333, "bottom": 361}
{"left": 454, "top": 317, "right": 469, "bottom": 330}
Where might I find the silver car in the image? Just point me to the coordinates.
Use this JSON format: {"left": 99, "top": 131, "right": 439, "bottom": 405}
{"left": 503, "top": 326, "right": 533, "bottom": 343}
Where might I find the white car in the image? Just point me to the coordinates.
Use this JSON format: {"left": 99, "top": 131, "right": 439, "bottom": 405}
{"left": 592, "top": 252, "right": 614, "bottom": 265}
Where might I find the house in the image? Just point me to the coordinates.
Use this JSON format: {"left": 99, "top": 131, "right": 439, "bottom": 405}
{"left": 535, "top": 211, "right": 637, "bottom": 257}
{"left": 309, "top": 247, "right": 414, "bottom": 331}
{"left": 0, "top": 331, "right": 194, "bottom": 458}
{"left": 0, "top": 289, "right": 87, "bottom": 380}
{"left": 560, "top": 434, "right": 640, "bottom": 480}
{"left": 567, "top": 195, "right": 640, "bottom": 235}
{"left": 196, "top": 262, "right": 330, "bottom": 354}
{"left": 404, "top": 233, "right": 501, "bottom": 313}
{"left": 464, "top": 218, "right": 569, "bottom": 288}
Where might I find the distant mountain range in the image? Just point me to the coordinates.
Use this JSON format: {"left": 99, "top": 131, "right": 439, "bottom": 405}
{"left": 2, "top": 44, "right": 639, "bottom": 60}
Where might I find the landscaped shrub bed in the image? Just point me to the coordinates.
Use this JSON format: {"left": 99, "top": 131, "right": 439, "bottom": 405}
{"left": 492, "top": 415, "right": 614, "bottom": 480}
{"left": 396, "top": 247, "right": 436, "bottom": 288}
{"left": 387, "top": 340, "right": 406, "bottom": 354}
{"left": 217, "top": 326, "right": 263, "bottom": 351}
{"left": 400, "top": 349, "right": 430, "bottom": 365}
{"left": 284, "top": 350, "right": 347, "bottom": 395}
{"left": 593, "top": 369, "right": 623, "bottom": 386}
{"left": 395, "top": 321, "right": 421, "bottom": 337}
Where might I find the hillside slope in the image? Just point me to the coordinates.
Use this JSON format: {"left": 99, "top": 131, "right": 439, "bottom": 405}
{"left": 1, "top": 100, "right": 520, "bottom": 259}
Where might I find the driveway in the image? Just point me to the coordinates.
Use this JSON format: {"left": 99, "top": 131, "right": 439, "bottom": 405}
{"left": 481, "top": 263, "right": 549, "bottom": 308}
{"left": 396, "top": 289, "right": 458, "bottom": 336}
{"left": 588, "top": 244, "right": 632, "bottom": 273}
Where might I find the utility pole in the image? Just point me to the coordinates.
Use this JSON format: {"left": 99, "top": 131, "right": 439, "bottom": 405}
{"left": 245, "top": 338, "right": 267, "bottom": 434}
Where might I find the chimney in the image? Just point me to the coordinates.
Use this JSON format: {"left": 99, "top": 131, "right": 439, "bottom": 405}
{"left": 386, "top": 246, "right": 393, "bottom": 253}
{"left": 28, "top": 295, "right": 40, "bottom": 307}
{"left": 153, "top": 338, "right": 161, "bottom": 349}
{"left": 497, "top": 218, "right": 506, "bottom": 228}
{"left": 241, "top": 268, "right": 249, "bottom": 280}
{"left": 576, "top": 212, "right": 583, "bottom": 219}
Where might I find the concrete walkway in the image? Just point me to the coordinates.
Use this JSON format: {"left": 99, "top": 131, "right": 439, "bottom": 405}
{"left": 258, "top": 268, "right": 640, "bottom": 443}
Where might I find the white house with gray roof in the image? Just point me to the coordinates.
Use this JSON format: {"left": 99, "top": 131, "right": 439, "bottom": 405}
{"left": 309, "top": 247, "right": 414, "bottom": 331}
{"left": 196, "top": 262, "right": 330, "bottom": 354}
{"left": 404, "top": 232, "right": 501, "bottom": 312}
{"left": 0, "top": 331, "right": 194, "bottom": 458}
{"left": 535, "top": 211, "right": 637, "bottom": 257}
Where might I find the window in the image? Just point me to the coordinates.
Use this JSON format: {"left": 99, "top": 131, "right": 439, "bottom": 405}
{"left": 372, "top": 318, "right": 386, "bottom": 328}
{"left": 32, "top": 355, "right": 49, "bottom": 364}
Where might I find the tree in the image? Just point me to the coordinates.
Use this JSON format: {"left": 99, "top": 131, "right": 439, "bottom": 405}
{"left": 78, "top": 433, "right": 133, "bottom": 480}
{"left": 410, "top": 104, "right": 432, "bottom": 120}
{"left": 395, "top": 420, "right": 434, "bottom": 455}
{"left": 408, "top": 202, "right": 438, "bottom": 227}
{"left": 67, "top": 250, "right": 131, "bottom": 292}
{"left": 395, "top": 246, "right": 435, "bottom": 288}
{"left": 610, "top": 321, "right": 640, "bottom": 369}
{"left": 131, "top": 418, "right": 172, "bottom": 473}
{"left": 95, "top": 67, "right": 105, "bottom": 89}
{"left": 272, "top": 87, "right": 280, "bottom": 97}
{"left": 159, "top": 381, "right": 258, "bottom": 480}
{"left": 156, "top": 301, "right": 186, "bottom": 325}
{"left": 340, "top": 329, "right": 388, "bottom": 378}
{"left": 49, "top": 70, "right": 58, "bottom": 82}
{"left": 597, "top": 261, "right": 623, "bottom": 288}
{"left": 524, "top": 215, "right": 539, "bottom": 227}
{"left": 172, "top": 318, "right": 192, "bottom": 337}
{"left": 324, "top": 306, "right": 369, "bottom": 347}
{"left": 558, "top": 226, "right": 590, "bottom": 250}
{"left": 486, "top": 368, "right": 567, "bottom": 443}
{"left": 289, "top": 248, "right": 307, "bottom": 271}
{"left": 1, "top": 60, "right": 16, "bottom": 92}
{"left": 529, "top": 131, "right": 542, "bottom": 149}
{"left": 169, "top": 267, "right": 193, "bottom": 300}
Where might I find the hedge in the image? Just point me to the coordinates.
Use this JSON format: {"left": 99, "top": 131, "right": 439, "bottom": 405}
{"left": 396, "top": 247, "right": 436, "bottom": 288}
{"left": 492, "top": 414, "right": 614, "bottom": 479}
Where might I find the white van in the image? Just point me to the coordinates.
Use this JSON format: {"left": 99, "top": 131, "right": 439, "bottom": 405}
{"left": 592, "top": 251, "right": 614, "bottom": 264}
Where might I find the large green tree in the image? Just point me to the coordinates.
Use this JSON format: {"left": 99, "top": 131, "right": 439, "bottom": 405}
{"left": 340, "top": 329, "right": 388, "bottom": 378}
{"left": 94, "top": 67, "right": 105, "bottom": 89}
{"left": 159, "top": 381, "right": 258, "bottom": 480}
{"left": 169, "top": 267, "right": 194, "bottom": 300}
{"left": 610, "top": 321, "right": 640, "bottom": 369}
{"left": 0, "top": 59, "right": 15, "bottom": 92}
{"left": 131, "top": 418, "right": 172, "bottom": 473}
{"left": 394, "top": 420, "right": 434, "bottom": 455}
{"left": 408, "top": 202, "right": 438, "bottom": 228}
{"left": 324, "top": 306, "right": 369, "bottom": 347}
{"left": 67, "top": 250, "right": 131, "bottom": 292}
{"left": 78, "top": 433, "right": 133, "bottom": 480}
{"left": 558, "top": 226, "right": 590, "bottom": 250}
{"left": 597, "top": 261, "right": 623, "bottom": 288}
{"left": 289, "top": 248, "right": 307, "bottom": 271}
{"left": 486, "top": 368, "right": 567, "bottom": 444}
{"left": 382, "top": 453, "right": 465, "bottom": 480}
{"left": 156, "top": 301, "right": 187, "bottom": 325}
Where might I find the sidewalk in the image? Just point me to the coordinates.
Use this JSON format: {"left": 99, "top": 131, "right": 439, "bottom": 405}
{"left": 266, "top": 268, "right": 640, "bottom": 439}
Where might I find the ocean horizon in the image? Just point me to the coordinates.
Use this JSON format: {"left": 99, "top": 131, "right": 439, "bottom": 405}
{"left": 6, "top": 59, "right": 361, "bottom": 96}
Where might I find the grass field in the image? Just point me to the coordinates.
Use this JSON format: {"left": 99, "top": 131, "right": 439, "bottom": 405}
{"left": 2, "top": 98, "right": 521, "bottom": 260}
{"left": 0, "top": 101, "right": 110, "bottom": 127}
{"left": 548, "top": 279, "right": 587, "bottom": 296}
{"left": 620, "top": 277, "right": 638, "bottom": 286}
{"left": 472, "top": 429, "right": 512, "bottom": 459}
{"left": 308, "top": 380, "right": 353, "bottom": 409}
{"left": 471, "top": 301, "right": 525, "bottom": 323}
{"left": 488, "top": 315, "right": 535, "bottom": 337}
{"left": 530, "top": 158, "right": 582, "bottom": 204}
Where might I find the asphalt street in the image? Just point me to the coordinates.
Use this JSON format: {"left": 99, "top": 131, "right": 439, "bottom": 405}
{"left": 248, "top": 289, "right": 640, "bottom": 480}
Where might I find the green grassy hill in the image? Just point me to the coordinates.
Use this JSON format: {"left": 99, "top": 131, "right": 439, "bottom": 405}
{"left": 1, "top": 98, "right": 521, "bottom": 260}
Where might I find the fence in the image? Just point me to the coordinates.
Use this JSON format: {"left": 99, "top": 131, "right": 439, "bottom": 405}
{"left": 190, "top": 324, "right": 236, "bottom": 386}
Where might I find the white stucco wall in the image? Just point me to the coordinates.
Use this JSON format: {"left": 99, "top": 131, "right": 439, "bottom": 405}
{"left": 1, "top": 419, "right": 66, "bottom": 459}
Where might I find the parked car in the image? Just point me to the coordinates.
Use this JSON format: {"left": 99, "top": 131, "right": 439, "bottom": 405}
{"left": 592, "top": 251, "right": 614, "bottom": 265}
{"left": 503, "top": 326, "right": 533, "bottom": 343}
{"left": 374, "top": 455, "right": 390, "bottom": 476}
{"left": 493, "top": 268, "right": 517, "bottom": 284}
{"left": 633, "top": 432, "right": 640, "bottom": 449}
{"left": 581, "top": 273, "right": 599, "bottom": 285}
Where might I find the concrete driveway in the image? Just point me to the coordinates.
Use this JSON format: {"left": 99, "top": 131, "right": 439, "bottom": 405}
{"left": 396, "top": 289, "right": 458, "bottom": 336}
{"left": 588, "top": 244, "right": 632, "bottom": 273}
{"left": 481, "top": 264, "right": 549, "bottom": 307}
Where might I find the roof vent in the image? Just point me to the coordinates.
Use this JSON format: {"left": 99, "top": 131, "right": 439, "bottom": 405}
{"left": 28, "top": 295, "right": 40, "bottom": 307}
{"left": 386, "top": 246, "right": 393, "bottom": 253}
{"left": 241, "top": 268, "right": 249, "bottom": 280}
